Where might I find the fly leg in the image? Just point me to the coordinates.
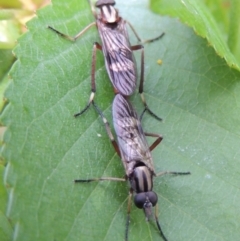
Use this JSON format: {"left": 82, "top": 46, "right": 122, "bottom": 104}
{"left": 144, "top": 133, "right": 191, "bottom": 175}
{"left": 156, "top": 171, "right": 191, "bottom": 177}
{"left": 74, "top": 176, "right": 126, "bottom": 183}
{"left": 92, "top": 101, "right": 121, "bottom": 157}
{"left": 48, "top": 22, "right": 96, "bottom": 41}
{"left": 154, "top": 205, "right": 168, "bottom": 241}
{"left": 74, "top": 101, "right": 125, "bottom": 180}
{"left": 131, "top": 45, "right": 162, "bottom": 122}
{"left": 154, "top": 168, "right": 190, "bottom": 241}
{"left": 74, "top": 104, "right": 125, "bottom": 181}
{"left": 74, "top": 42, "right": 103, "bottom": 117}
{"left": 144, "top": 132, "right": 163, "bottom": 152}
{"left": 126, "top": 20, "right": 164, "bottom": 44}
{"left": 148, "top": 133, "right": 189, "bottom": 241}
{"left": 48, "top": 22, "right": 104, "bottom": 118}
{"left": 127, "top": 20, "right": 164, "bottom": 122}
{"left": 125, "top": 189, "right": 133, "bottom": 241}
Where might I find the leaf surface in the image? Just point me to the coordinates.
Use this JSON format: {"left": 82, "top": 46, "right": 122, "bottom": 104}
{"left": 1, "top": 0, "right": 240, "bottom": 241}
{"left": 151, "top": 0, "right": 240, "bottom": 70}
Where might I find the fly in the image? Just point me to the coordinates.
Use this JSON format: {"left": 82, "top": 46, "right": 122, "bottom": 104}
{"left": 75, "top": 93, "right": 191, "bottom": 241}
{"left": 48, "top": 0, "right": 164, "bottom": 121}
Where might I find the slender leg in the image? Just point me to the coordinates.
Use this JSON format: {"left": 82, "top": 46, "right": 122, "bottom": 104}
{"left": 154, "top": 205, "right": 168, "bottom": 241}
{"left": 126, "top": 21, "right": 164, "bottom": 122}
{"left": 126, "top": 20, "right": 165, "bottom": 44}
{"left": 156, "top": 171, "right": 191, "bottom": 177}
{"left": 74, "top": 176, "right": 126, "bottom": 183}
{"left": 48, "top": 22, "right": 96, "bottom": 42}
{"left": 131, "top": 45, "right": 162, "bottom": 122}
{"left": 74, "top": 42, "right": 102, "bottom": 117}
{"left": 154, "top": 169, "right": 190, "bottom": 241}
{"left": 125, "top": 189, "right": 133, "bottom": 241}
{"left": 138, "top": 45, "right": 162, "bottom": 121}
{"left": 144, "top": 132, "right": 163, "bottom": 152}
{"left": 92, "top": 101, "right": 121, "bottom": 156}
{"left": 48, "top": 22, "right": 103, "bottom": 118}
{"left": 142, "top": 32, "right": 165, "bottom": 44}
{"left": 144, "top": 133, "right": 190, "bottom": 175}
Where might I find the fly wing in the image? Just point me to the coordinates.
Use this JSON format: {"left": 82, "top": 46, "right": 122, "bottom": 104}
{"left": 112, "top": 94, "right": 155, "bottom": 176}
{"left": 97, "top": 20, "right": 137, "bottom": 96}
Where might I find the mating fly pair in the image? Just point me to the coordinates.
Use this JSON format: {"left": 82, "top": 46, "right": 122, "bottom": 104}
{"left": 75, "top": 94, "right": 190, "bottom": 241}
{"left": 48, "top": 0, "right": 164, "bottom": 120}
{"left": 48, "top": 0, "right": 190, "bottom": 240}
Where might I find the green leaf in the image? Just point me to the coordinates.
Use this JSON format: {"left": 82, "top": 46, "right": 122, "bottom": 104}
{"left": 1, "top": 0, "right": 240, "bottom": 241}
{"left": 0, "top": 165, "right": 12, "bottom": 241}
{"left": 150, "top": 0, "right": 240, "bottom": 70}
{"left": 203, "top": 0, "right": 230, "bottom": 33}
{"left": 0, "top": 50, "right": 15, "bottom": 112}
{"left": 226, "top": 0, "right": 240, "bottom": 61}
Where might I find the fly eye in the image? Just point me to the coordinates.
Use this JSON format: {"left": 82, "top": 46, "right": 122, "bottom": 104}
{"left": 134, "top": 193, "right": 146, "bottom": 209}
{"left": 134, "top": 192, "right": 158, "bottom": 209}
{"left": 147, "top": 191, "right": 158, "bottom": 207}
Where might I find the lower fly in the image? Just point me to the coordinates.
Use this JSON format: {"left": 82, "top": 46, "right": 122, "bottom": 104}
{"left": 74, "top": 94, "right": 190, "bottom": 241}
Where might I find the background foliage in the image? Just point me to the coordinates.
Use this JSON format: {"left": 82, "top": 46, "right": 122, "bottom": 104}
{"left": 1, "top": 0, "right": 240, "bottom": 241}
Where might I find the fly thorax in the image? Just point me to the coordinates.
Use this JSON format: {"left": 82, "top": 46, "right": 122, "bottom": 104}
{"left": 101, "top": 5, "right": 118, "bottom": 23}
{"left": 130, "top": 166, "right": 153, "bottom": 193}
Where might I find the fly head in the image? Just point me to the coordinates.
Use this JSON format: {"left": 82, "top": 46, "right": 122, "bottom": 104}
{"left": 95, "top": 0, "right": 119, "bottom": 23}
{"left": 134, "top": 191, "right": 158, "bottom": 221}
{"left": 95, "top": 0, "right": 115, "bottom": 6}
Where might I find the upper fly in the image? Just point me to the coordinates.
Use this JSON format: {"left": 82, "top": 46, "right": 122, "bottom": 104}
{"left": 48, "top": 0, "right": 164, "bottom": 120}
{"left": 95, "top": 0, "right": 137, "bottom": 95}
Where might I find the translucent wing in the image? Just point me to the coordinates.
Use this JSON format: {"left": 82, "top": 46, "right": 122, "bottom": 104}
{"left": 112, "top": 94, "right": 155, "bottom": 176}
{"left": 97, "top": 19, "right": 137, "bottom": 96}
